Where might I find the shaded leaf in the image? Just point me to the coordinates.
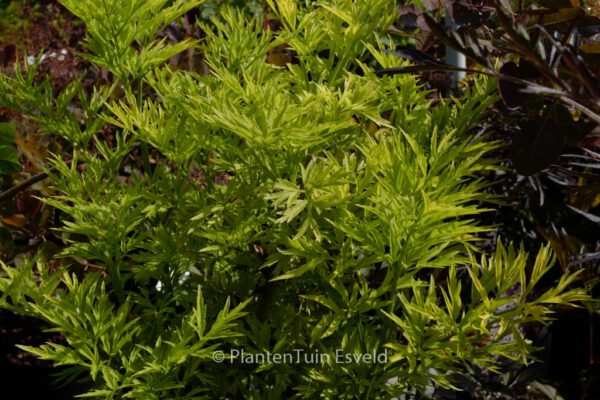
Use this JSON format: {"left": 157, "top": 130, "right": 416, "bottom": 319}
{"left": 15, "top": 191, "right": 43, "bottom": 217}
{"left": 396, "top": 5, "right": 421, "bottom": 29}
{"left": 580, "top": 43, "right": 600, "bottom": 54}
{"left": 510, "top": 108, "right": 565, "bottom": 175}
{"left": 568, "top": 205, "right": 600, "bottom": 223}
{"left": 447, "top": 0, "right": 494, "bottom": 29}
{"left": 542, "top": 7, "right": 583, "bottom": 26}
{"left": 538, "top": 226, "right": 577, "bottom": 270}
{"left": 498, "top": 61, "right": 536, "bottom": 109}
{"left": 0, "top": 122, "right": 17, "bottom": 144}
{"left": 541, "top": 0, "right": 576, "bottom": 11}
{"left": 575, "top": 16, "right": 600, "bottom": 36}
{"left": 570, "top": 182, "right": 600, "bottom": 212}
{"left": 518, "top": 58, "right": 540, "bottom": 80}
{"left": 0, "top": 144, "right": 20, "bottom": 174}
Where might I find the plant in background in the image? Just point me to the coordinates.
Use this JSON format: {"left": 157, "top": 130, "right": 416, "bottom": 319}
{"left": 0, "top": 0, "right": 591, "bottom": 398}
{"left": 395, "top": 0, "right": 600, "bottom": 174}
{"left": 388, "top": 1, "right": 600, "bottom": 397}
{"left": 389, "top": 0, "right": 600, "bottom": 284}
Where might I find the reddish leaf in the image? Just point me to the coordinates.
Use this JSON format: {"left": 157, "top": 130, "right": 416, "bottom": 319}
{"left": 263, "top": 18, "right": 283, "bottom": 32}
{"left": 15, "top": 191, "right": 43, "bottom": 217}
{"left": 0, "top": 215, "right": 28, "bottom": 230}
{"left": 538, "top": 225, "right": 577, "bottom": 270}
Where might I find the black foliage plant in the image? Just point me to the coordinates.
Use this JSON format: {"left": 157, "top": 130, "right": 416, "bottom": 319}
{"left": 384, "top": 2, "right": 600, "bottom": 397}
{"left": 386, "top": 0, "right": 600, "bottom": 274}
{"left": 391, "top": 0, "right": 600, "bottom": 175}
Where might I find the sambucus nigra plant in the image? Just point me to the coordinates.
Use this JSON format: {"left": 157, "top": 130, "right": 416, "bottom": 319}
{"left": 0, "top": 0, "right": 590, "bottom": 398}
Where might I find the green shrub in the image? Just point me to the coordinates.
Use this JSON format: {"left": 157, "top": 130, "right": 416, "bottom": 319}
{"left": 0, "top": 0, "right": 589, "bottom": 398}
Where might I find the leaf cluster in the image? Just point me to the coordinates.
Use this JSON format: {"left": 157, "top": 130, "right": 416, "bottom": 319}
{"left": 0, "top": 0, "right": 591, "bottom": 398}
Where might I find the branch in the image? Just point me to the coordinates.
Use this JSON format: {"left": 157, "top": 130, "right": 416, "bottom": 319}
{"left": 0, "top": 168, "right": 54, "bottom": 203}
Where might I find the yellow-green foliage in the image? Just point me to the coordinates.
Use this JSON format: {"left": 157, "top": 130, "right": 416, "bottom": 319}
{"left": 0, "top": 0, "right": 588, "bottom": 398}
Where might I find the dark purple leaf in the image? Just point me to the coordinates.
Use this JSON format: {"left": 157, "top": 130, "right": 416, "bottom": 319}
{"left": 510, "top": 107, "right": 566, "bottom": 175}
{"left": 541, "top": 0, "right": 575, "bottom": 11}
{"left": 576, "top": 16, "right": 600, "bottom": 36}
{"left": 498, "top": 62, "right": 527, "bottom": 109}
{"left": 396, "top": 5, "right": 421, "bottom": 29}
{"left": 15, "top": 191, "right": 42, "bottom": 217}
{"left": 446, "top": 1, "right": 494, "bottom": 29}
{"left": 518, "top": 58, "right": 539, "bottom": 79}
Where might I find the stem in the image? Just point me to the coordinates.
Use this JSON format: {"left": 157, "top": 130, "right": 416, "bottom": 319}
{"left": 0, "top": 169, "right": 53, "bottom": 203}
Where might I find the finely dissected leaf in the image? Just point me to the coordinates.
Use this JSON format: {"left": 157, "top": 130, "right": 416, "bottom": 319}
{"left": 0, "top": 0, "right": 590, "bottom": 398}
